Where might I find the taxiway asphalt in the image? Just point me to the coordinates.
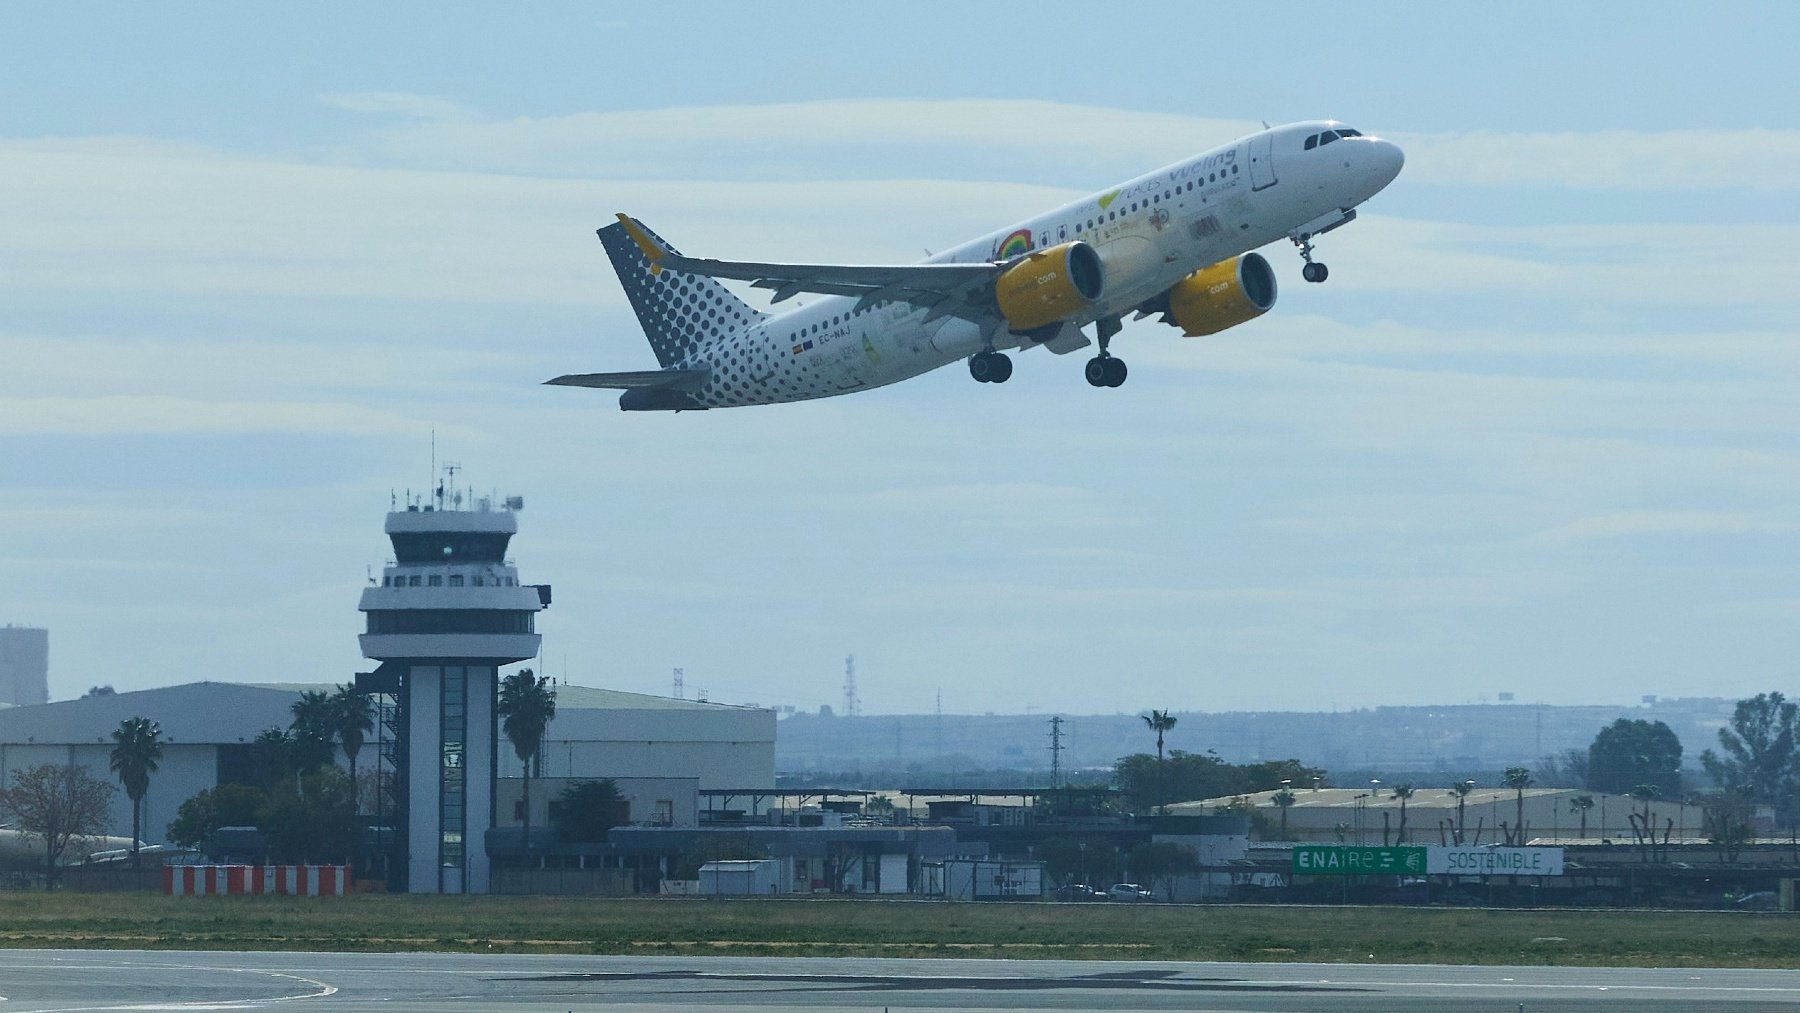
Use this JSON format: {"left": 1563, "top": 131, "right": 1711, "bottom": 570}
{"left": 2, "top": 950, "right": 1797, "bottom": 1012}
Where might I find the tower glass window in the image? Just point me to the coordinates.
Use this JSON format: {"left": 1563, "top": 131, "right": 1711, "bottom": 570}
{"left": 440, "top": 666, "right": 467, "bottom": 876}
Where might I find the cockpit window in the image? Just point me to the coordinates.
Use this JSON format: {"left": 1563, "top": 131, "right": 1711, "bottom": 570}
{"left": 1338, "top": 128, "right": 1362, "bottom": 137}
{"left": 1304, "top": 134, "right": 1318, "bottom": 150}
{"left": 1318, "top": 131, "right": 1339, "bottom": 146}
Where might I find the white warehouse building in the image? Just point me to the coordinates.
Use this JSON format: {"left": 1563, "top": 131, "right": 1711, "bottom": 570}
{"left": 0, "top": 681, "right": 774, "bottom": 849}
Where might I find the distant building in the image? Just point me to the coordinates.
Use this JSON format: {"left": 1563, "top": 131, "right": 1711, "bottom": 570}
{"left": 1170, "top": 785, "right": 1703, "bottom": 845}
{"left": 0, "top": 626, "right": 48, "bottom": 706}
{"left": 0, "top": 681, "right": 774, "bottom": 848}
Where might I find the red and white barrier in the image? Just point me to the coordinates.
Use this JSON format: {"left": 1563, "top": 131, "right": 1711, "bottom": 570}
{"left": 163, "top": 864, "right": 350, "bottom": 897}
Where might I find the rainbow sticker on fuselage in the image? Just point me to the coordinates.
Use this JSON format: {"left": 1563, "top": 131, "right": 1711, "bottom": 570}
{"left": 995, "top": 228, "right": 1032, "bottom": 260}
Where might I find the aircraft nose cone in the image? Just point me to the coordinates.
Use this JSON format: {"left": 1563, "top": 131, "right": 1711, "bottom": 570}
{"left": 1374, "top": 139, "right": 1405, "bottom": 185}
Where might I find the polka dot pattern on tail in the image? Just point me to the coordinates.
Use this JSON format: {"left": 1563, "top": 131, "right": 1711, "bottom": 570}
{"left": 597, "top": 221, "right": 768, "bottom": 369}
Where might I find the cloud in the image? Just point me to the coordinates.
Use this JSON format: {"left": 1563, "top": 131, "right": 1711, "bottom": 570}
{"left": 1527, "top": 510, "right": 1799, "bottom": 544}
{"left": 809, "top": 482, "right": 1127, "bottom": 528}
{"left": 338, "top": 97, "right": 1800, "bottom": 193}
{"left": 0, "top": 332, "right": 530, "bottom": 399}
{"left": 1396, "top": 128, "right": 1800, "bottom": 191}
{"left": 0, "top": 395, "right": 440, "bottom": 438}
{"left": 0, "top": 505, "right": 215, "bottom": 533}
{"left": 321, "top": 91, "right": 479, "bottom": 122}
{"left": 355, "top": 100, "right": 1255, "bottom": 178}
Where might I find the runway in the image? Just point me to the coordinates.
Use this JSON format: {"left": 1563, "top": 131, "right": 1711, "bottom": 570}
{"left": 2, "top": 950, "right": 1798, "bottom": 1012}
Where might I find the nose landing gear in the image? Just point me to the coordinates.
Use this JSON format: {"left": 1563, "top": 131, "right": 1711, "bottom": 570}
{"left": 1289, "top": 207, "right": 1356, "bottom": 283}
{"left": 1295, "top": 235, "right": 1329, "bottom": 283}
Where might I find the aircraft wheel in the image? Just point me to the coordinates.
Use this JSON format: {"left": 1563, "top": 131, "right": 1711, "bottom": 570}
{"left": 1085, "top": 357, "right": 1110, "bottom": 387}
{"left": 1302, "top": 262, "right": 1329, "bottom": 283}
{"left": 988, "top": 352, "right": 1013, "bottom": 383}
{"left": 1105, "top": 357, "right": 1128, "bottom": 387}
{"left": 969, "top": 353, "right": 995, "bottom": 383}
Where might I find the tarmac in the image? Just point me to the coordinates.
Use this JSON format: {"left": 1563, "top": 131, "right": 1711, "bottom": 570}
{"left": 2, "top": 950, "right": 1797, "bottom": 1012}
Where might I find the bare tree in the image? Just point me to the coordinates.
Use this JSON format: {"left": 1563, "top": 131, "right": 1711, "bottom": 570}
{"left": 1390, "top": 784, "right": 1415, "bottom": 844}
{"left": 1535, "top": 747, "right": 1591, "bottom": 788}
{"left": 1448, "top": 780, "right": 1476, "bottom": 844}
{"left": 1503, "top": 766, "right": 1532, "bottom": 845}
{"left": 0, "top": 763, "right": 115, "bottom": 887}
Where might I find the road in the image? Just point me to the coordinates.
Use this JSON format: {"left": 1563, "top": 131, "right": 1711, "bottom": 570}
{"left": 1, "top": 951, "right": 1797, "bottom": 1012}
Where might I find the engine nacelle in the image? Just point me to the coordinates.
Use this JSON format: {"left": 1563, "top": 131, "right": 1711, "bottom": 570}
{"left": 993, "top": 241, "right": 1104, "bottom": 333}
{"left": 1164, "top": 253, "right": 1277, "bottom": 336}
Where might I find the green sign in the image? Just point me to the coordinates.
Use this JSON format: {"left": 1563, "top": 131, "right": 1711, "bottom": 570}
{"left": 1292, "top": 845, "right": 1427, "bottom": 876}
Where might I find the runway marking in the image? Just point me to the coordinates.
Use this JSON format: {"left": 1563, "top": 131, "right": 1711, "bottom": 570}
{"left": 1282, "top": 975, "right": 1800, "bottom": 996}
{"left": 5, "top": 966, "right": 336, "bottom": 1013}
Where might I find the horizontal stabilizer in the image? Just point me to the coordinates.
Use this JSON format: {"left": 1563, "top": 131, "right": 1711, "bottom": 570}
{"left": 543, "top": 368, "right": 709, "bottom": 390}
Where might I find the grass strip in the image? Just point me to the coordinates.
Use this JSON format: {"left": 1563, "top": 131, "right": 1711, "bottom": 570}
{"left": 0, "top": 893, "right": 1795, "bottom": 967}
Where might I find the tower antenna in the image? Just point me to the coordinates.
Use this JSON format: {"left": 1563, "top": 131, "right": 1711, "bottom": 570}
{"left": 843, "top": 654, "right": 859, "bottom": 718}
{"left": 1048, "top": 716, "right": 1065, "bottom": 788}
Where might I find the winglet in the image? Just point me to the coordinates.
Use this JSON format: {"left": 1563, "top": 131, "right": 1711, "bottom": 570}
{"left": 614, "top": 213, "right": 667, "bottom": 275}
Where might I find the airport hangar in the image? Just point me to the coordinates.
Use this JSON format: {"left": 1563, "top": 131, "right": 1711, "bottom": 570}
{"left": 0, "top": 680, "right": 775, "bottom": 857}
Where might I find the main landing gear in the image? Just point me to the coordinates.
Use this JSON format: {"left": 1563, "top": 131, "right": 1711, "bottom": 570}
{"left": 1295, "top": 234, "right": 1329, "bottom": 283}
{"left": 968, "top": 350, "right": 1012, "bottom": 383}
{"left": 1085, "top": 315, "right": 1126, "bottom": 387}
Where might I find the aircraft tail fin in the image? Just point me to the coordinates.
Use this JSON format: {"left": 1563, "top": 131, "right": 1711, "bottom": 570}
{"left": 597, "top": 218, "right": 767, "bottom": 368}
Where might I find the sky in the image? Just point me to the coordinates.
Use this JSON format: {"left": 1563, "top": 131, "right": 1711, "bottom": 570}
{"left": 3, "top": 4, "right": 1798, "bottom": 715}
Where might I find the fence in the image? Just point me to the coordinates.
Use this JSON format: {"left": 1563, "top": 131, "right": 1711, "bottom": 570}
{"left": 163, "top": 865, "right": 351, "bottom": 897}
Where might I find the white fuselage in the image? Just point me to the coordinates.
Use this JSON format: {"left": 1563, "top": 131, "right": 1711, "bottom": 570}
{"left": 677, "top": 121, "right": 1402, "bottom": 407}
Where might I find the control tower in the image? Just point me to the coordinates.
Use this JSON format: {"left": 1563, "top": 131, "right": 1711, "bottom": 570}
{"left": 357, "top": 478, "right": 547, "bottom": 894}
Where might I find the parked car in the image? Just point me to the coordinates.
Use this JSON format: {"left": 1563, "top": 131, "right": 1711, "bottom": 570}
{"left": 1108, "top": 882, "right": 1154, "bottom": 902}
{"left": 1052, "top": 884, "right": 1104, "bottom": 902}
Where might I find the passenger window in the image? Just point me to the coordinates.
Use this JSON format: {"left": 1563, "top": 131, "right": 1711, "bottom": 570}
{"left": 1305, "top": 135, "right": 1317, "bottom": 150}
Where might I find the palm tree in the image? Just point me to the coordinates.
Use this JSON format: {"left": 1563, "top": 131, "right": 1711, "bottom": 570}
{"left": 1449, "top": 780, "right": 1476, "bottom": 845}
{"left": 1503, "top": 766, "right": 1533, "bottom": 845}
{"left": 1570, "top": 794, "right": 1595, "bottom": 839}
{"left": 289, "top": 689, "right": 338, "bottom": 771}
{"left": 330, "top": 684, "right": 375, "bottom": 790}
{"left": 1141, "top": 709, "right": 1178, "bottom": 815}
{"left": 109, "top": 717, "right": 164, "bottom": 869}
{"left": 499, "top": 668, "right": 557, "bottom": 856}
{"left": 1271, "top": 788, "right": 1297, "bottom": 841}
{"left": 1391, "top": 784, "right": 1416, "bottom": 843}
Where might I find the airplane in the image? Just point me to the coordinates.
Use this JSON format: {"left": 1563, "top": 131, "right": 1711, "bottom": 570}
{"left": 546, "top": 120, "right": 1403, "bottom": 411}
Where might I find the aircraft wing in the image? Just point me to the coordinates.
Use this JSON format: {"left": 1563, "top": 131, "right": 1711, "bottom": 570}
{"left": 543, "top": 368, "right": 709, "bottom": 390}
{"left": 612, "top": 214, "right": 1001, "bottom": 322}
